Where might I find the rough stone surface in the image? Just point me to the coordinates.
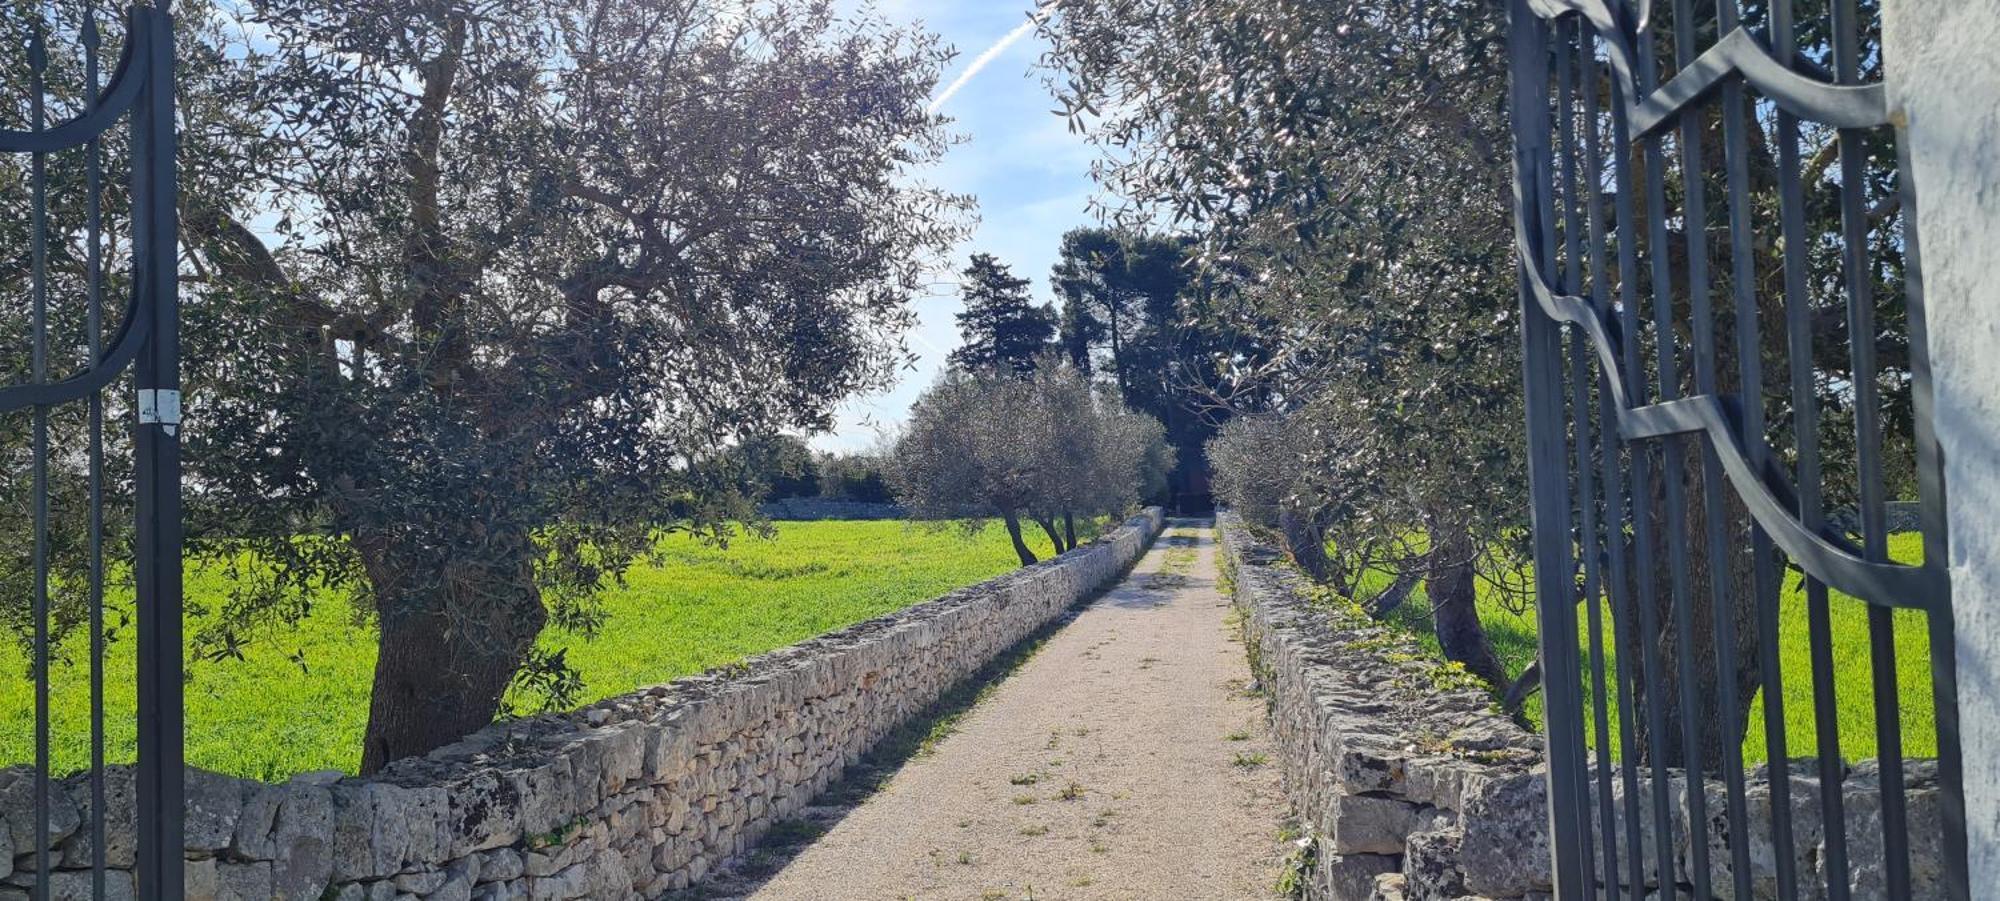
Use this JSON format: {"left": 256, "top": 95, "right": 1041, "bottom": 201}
{"left": 1220, "top": 514, "right": 1545, "bottom": 900}
{"left": 756, "top": 499, "right": 903, "bottom": 521}
{"left": 7, "top": 510, "right": 1162, "bottom": 900}
{"left": 1883, "top": 5, "right": 2000, "bottom": 893}
{"left": 1222, "top": 514, "right": 1954, "bottom": 901}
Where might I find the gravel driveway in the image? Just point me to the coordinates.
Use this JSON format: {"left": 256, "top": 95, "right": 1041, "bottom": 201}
{"left": 728, "top": 520, "right": 1289, "bottom": 901}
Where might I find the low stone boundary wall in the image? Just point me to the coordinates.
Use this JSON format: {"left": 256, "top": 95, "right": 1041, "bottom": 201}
{"left": 1217, "top": 512, "right": 1549, "bottom": 901}
{"left": 755, "top": 498, "right": 904, "bottom": 521}
{"left": 1219, "top": 512, "right": 1950, "bottom": 901}
{"left": 4, "top": 508, "right": 1164, "bottom": 901}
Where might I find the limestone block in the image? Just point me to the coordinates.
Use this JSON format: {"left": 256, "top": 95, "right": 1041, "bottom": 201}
{"left": 1369, "top": 872, "right": 1409, "bottom": 901}
{"left": 59, "top": 766, "right": 135, "bottom": 869}
{"left": 49, "top": 870, "right": 135, "bottom": 901}
{"left": 331, "top": 782, "right": 421, "bottom": 882}
{"left": 472, "top": 879, "right": 527, "bottom": 901}
{"left": 0, "top": 766, "right": 80, "bottom": 853}
{"left": 521, "top": 840, "right": 586, "bottom": 879}
{"left": 185, "top": 769, "right": 255, "bottom": 853}
{"left": 392, "top": 869, "right": 447, "bottom": 894}
{"left": 1822, "top": 764, "right": 1947, "bottom": 901}
{"left": 267, "top": 782, "right": 336, "bottom": 899}
{"left": 443, "top": 771, "right": 522, "bottom": 857}
{"left": 430, "top": 872, "right": 474, "bottom": 901}
{"left": 1317, "top": 850, "right": 1398, "bottom": 901}
{"left": 214, "top": 860, "right": 274, "bottom": 901}
{"left": 1444, "top": 771, "right": 1550, "bottom": 897}
{"left": 1402, "top": 829, "right": 1467, "bottom": 901}
{"left": 1323, "top": 793, "right": 1421, "bottom": 855}
{"left": 476, "top": 848, "right": 523, "bottom": 884}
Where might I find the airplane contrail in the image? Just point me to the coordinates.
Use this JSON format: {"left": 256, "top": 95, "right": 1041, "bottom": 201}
{"left": 927, "top": 5, "right": 1056, "bottom": 116}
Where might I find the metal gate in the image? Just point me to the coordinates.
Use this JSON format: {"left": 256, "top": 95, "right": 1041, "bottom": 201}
{"left": 1508, "top": 0, "right": 1966, "bottom": 899}
{"left": 4, "top": 2, "right": 182, "bottom": 898}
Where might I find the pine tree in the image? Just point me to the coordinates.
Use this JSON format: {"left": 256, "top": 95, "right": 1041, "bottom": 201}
{"left": 949, "top": 254, "right": 1057, "bottom": 374}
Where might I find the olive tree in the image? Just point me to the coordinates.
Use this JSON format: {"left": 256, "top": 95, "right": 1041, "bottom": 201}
{"left": 160, "top": 0, "right": 967, "bottom": 771}
{"left": 1042, "top": 0, "right": 1526, "bottom": 695}
{"left": 889, "top": 365, "right": 1167, "bottom": 565}
{"left": 1023, "top": 363, "right": 1171, "bottom": 552}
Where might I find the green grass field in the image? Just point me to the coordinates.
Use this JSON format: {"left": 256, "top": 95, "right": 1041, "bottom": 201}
{"left": 1, "top": 520, "right": 1076, "bottom": 780}
{"left": 1364, "top": 533, "right": 1938, "bottom": 763}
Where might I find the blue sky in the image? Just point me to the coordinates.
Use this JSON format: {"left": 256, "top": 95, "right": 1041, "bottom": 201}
{"left": 815, "top": 1, "right": 1100, "bottom": 453}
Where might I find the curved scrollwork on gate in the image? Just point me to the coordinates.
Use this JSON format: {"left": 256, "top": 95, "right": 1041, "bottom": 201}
{"left": 3, "top": 3, "right": 183, "bottom": 898}
{"left": 1508, "top": 0, "right": 1965, "bottom": 899}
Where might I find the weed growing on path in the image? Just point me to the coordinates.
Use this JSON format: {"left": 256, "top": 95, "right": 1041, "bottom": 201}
{"left": 1232, "top": 751, "right": 1270, "bottom": 769}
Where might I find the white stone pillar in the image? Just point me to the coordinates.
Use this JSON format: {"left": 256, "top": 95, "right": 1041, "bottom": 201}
{"left": 1883, "top": 2, "right": 2000, "bottom": 894}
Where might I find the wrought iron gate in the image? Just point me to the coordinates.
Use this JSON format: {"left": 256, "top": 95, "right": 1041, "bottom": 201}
{"left": 4, "top": 2, "right": 182, "bottom": 898}
{"left": 1508, "top": 0, "right": 1966, "bottom": 899}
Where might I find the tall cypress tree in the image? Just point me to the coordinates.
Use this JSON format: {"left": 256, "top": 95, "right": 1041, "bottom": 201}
{"left": 950, "top": 253, "right": 1057, "bottom": 374}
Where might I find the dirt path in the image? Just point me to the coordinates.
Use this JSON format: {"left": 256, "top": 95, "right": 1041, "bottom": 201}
{"left": 724, "top": 519, "right": 1288, "bottom": 901}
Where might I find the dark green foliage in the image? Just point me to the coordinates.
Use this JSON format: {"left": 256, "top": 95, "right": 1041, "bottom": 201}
{"left": 816, "top": 453, "right": 895, "bottom": 505}
{"left": 1043, "top": 0, "right": 1926, "bottom": 764}
{"left": 0, "top": 0, "right": 967, "bottom": 771}
{"left": 948, "top": 254, "right": 1057, "bottom": 375}
{"left": 1051, "top": 227, "right": 1261, "bottom": 511}
{"left": 888, "top": 364, "right": 1170, "bottom": 565}
{"left": 725, "top": 435, "right": 820, "bottom": 502}
{"left": 1041, "top": 0, "right": 1527, "bottom": 690}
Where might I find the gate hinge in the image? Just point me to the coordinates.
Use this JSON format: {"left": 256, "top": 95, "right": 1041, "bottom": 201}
{"left": 138, "top": 388, "right": 181, "bottom": 435}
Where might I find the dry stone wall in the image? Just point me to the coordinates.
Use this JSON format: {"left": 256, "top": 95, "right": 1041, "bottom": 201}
{"left": 3, "top": 508, "right": 1163, "bottom": 901}
{"left": 1217, "top": 512, "right": 1550, "bottom": 901}
{"left": 755, "top": 499, "right": 904, "bottom": 521}
{"left": 1218, "top": 512, "right": 1949, "bottom": 901}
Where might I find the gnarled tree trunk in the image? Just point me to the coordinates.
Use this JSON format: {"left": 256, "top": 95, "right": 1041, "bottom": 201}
{"left": 1366, "top": 567, "right": 1425, "bottom": 618}
{"left": 1001, "top": 511, "right": 1038, "bottom": 566}
{"left": 1424, "top": 508, "right": 1510, "bottom": 690}
{"left": 356, "top": 535, "right": 546, "bottom": 774}
{"left": 1035, "top": 516, "right": 1069, "bottom": 554}
{"left": 1622, "top": 443, "right": 1766, "bottom": 772}
{"left": 1278, "top": 507, "right": 1336, "bottom": 586}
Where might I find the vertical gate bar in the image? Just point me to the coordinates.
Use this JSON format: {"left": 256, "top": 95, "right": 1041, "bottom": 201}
{"left": 1606, "top": 38, "right": 1680, "bottom": 898}
{"left": 1805, "top": 564, "right": 1850, "bottom": 898}
{"left": 1616, "top": 15, "right": 1696, "bottom": 892}
{"left": 1666, "top": 1, "right": 1758, "bottom": 895}
{"left": 1559, "top": 25, "right": 1621, "bottom": 899}
{"left": 28, "top": 16, "right": 53, "bottom": 901}
{"left": 1511, "top": 4, "right": 1966, "bottom": 899}
{"left": 85, "top": 6, "right": 110, "bottom": 897}
{"left": 1712, "top": 0, "right": 1798, "bottom": 895}
{"left": 1768, "top": 2, "right": 1851, "bottom": 897}
{"left": 1639, "top": 5, "right": 1714, "bottom": 894}
{"left": 1510, "top": 5, "right": 1588, "bottom": 897}
{"left": 1577, "top": 27, "right": 1646, "bottom": 898}
{"left": 1552, "top": 19, "right": 1600, "bottom": 892}
{"left": 1827, "top": 0, "right": 1909, "bottom": 896}
{"left": 133, "top": 6, "right": 185, "bottom": 897}
{"left": 1889, "top": 104, "right": 1969, "bottom": 901}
